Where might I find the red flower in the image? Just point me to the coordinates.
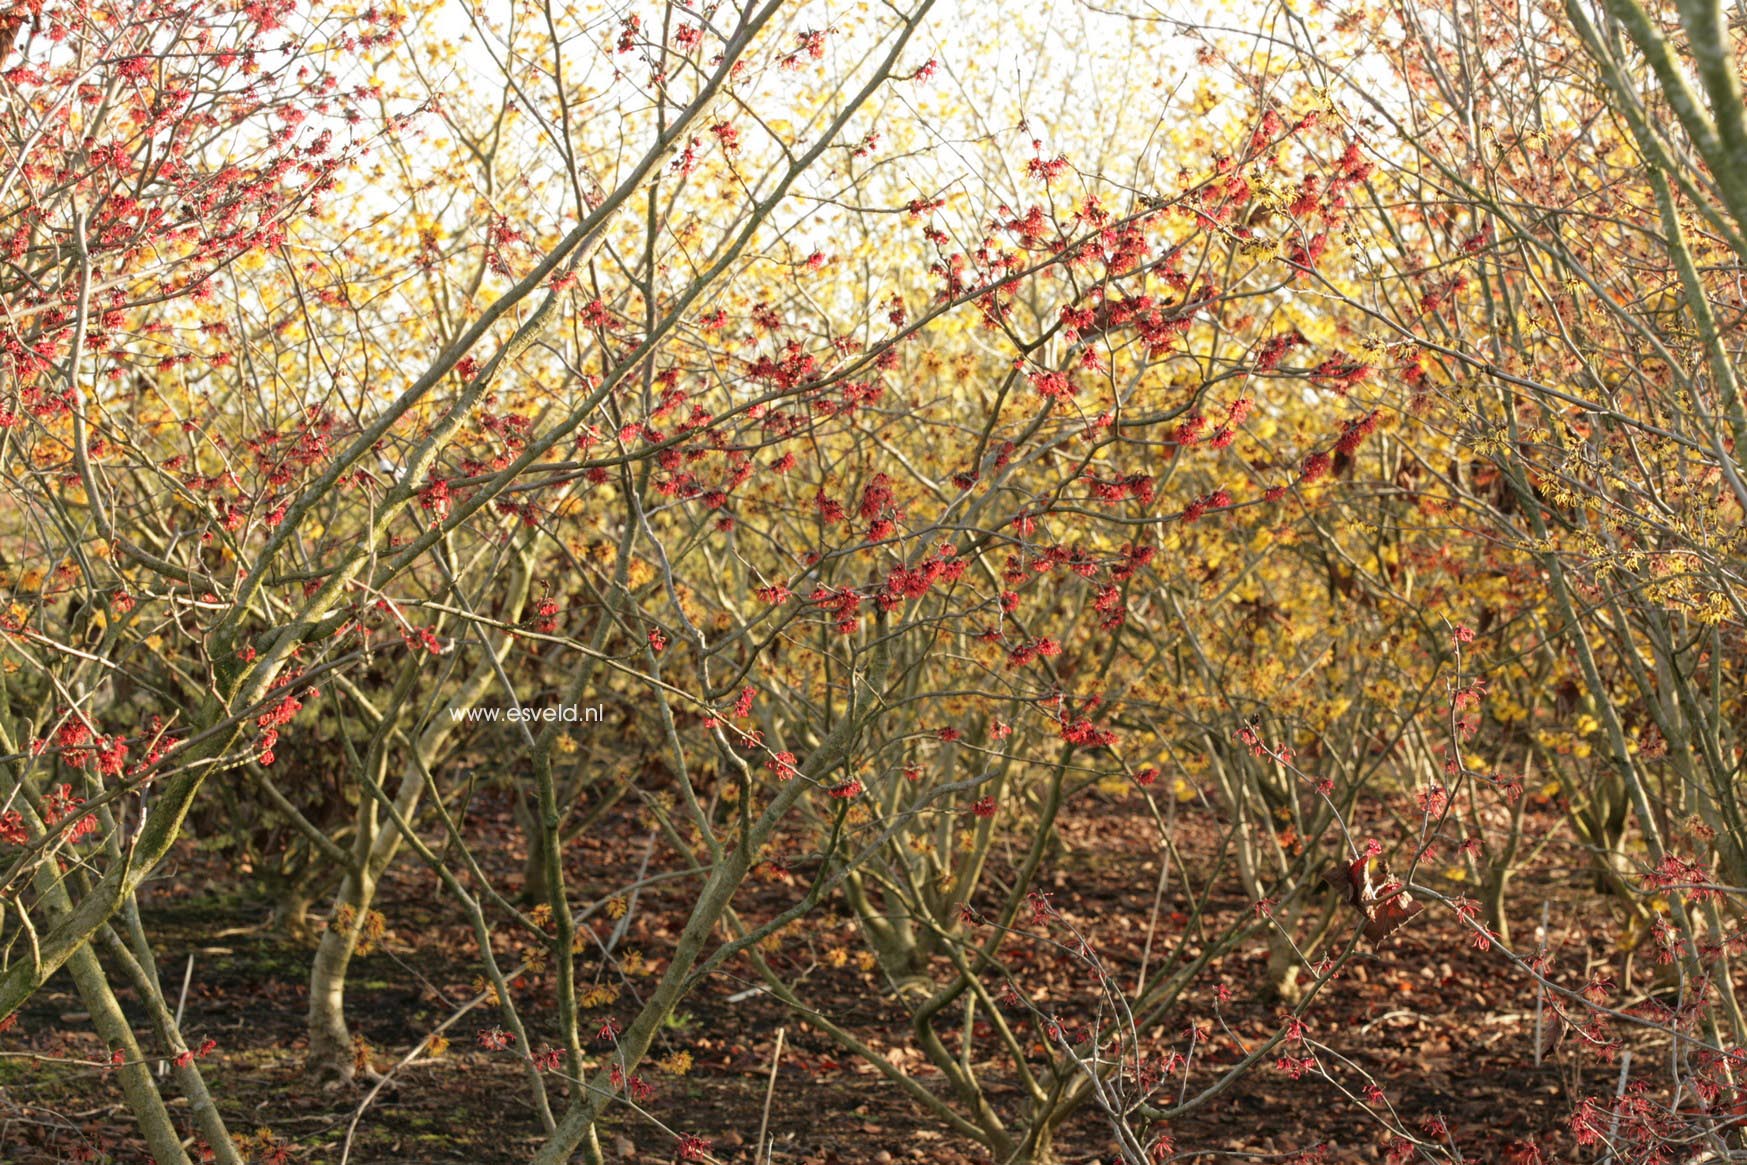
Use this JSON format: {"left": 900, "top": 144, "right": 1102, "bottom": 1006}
{"left": 1027, "top": 152, "right": 1070, "bottom": 184}
{"left": 418, "top": 478, "right": 452, "bottom": 522}
{"left": 478, "top": 1027, "right": 516, "bottom": 1051}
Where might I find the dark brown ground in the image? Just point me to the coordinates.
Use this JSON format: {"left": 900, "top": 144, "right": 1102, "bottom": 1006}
{"left": 0, "top": 786, "right": 1654, "bottom": 1163}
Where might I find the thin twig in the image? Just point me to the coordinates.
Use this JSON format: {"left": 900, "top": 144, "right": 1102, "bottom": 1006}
{"left": 755, "top": 1027, "right": 786, "bottom": 1165}
{"left": 1533, "top": 900, "right": 1550, "bottom": 1068}
{"left": 1603, "top": 1049, "right": 1633, "bottom": 1164}
{"left": 159, "top": 953, "right": 194, "bottom": 1079}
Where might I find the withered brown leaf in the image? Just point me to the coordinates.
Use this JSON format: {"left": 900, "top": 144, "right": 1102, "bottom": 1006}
{"left": 1325, "top": 854, "right": 1422, "bottom": 943}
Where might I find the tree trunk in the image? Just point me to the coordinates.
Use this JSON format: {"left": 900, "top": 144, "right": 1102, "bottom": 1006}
{"left": 1011, "top": 1119, "right": 1061, "bottom": 1165}
{"left": 98, "top": 915, "right": 243, "bottom": 1165}
{"left": 1266, "top": 933, "right": 1304, "bottom": 1004}
{"left": 306, "top": 872, "right": 374, "bottom": 1085}
{"left": 1482, "top": 864, "right": 1512, "bottom": 948}
{"left": 273, "top": 880, "right": 319, "bottom": 945}
{"left": 518, "top": 811, "right": 549, "bottom": 907}
{"left": 304, "top": 540, "right": 537, "bottom": 1082}
{"left": 66, "top": 944, "right": 194, "bottom": 1165}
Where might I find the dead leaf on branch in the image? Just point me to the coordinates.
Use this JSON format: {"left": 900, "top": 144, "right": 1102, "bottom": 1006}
{"left": 1324, "top": 853, "right": 1422, "bottom": 943}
